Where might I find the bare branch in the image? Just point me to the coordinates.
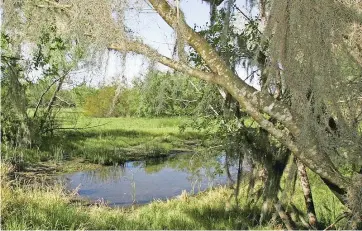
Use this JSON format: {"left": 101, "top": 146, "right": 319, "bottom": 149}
{"left": 109, "top": 40, "right": 218, "bottom": 83}
{"left": 33, "top": 76, "right": 64, "bottom": 118}
{"left": 234, "top": 5, "right": 252, "bottom": 22}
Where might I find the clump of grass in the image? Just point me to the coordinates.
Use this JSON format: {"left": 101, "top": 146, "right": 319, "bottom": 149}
{"left": 1, "top": 145, "right": 51, "bottom": 168}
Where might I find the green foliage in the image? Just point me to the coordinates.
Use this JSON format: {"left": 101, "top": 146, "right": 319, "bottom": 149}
{"left": 71, "top": 84, "right": 97, "bottom": 107}
{"left": 138, "top": 71, "right": 222, "bottom": 117}
{"left": 190, "top": 8, "right": 262, "bottom": 72}
{"left": 83, "top": 86, "right": 117, "bottom": 117}
{"left": 116, "top": 87, "right": 141, "bottom": 117}
{"left": 138, "top": 71, "right": 180, "bottom": 116}
{"left": 1, "top": 32, "right": 32, "bottom": 147}
{"left": 1, "top": 24, "right": 84, "bottom": 156}
{"left": 53, "top": 115, "right": 203, "bottom": 165}
{"left": 82, "top": 84, "right": 141, "bottom": 118}
{"left": 79, "top": 70, "right": 222, "bottom": 118}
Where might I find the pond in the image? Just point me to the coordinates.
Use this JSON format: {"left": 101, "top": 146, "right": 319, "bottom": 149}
{"left": 64, "top": 152, "right": 239, "bottom": 207}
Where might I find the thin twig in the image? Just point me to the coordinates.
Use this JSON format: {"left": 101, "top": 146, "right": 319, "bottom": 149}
{"left": 33, "top": 76, "right": 63, "bottom": 118}
{"left": 234, "top": 5, "right": 252, "bottom": 21}
{"left": 165, "top": 96, "right": 198, "bottom": 103}
{"left": 45, "top": 122, "right": 111, "bottom": 132}
{"left": 55, "top": 96, "right": 74, "bottom": 107}
{"left": 323, "top": 212, "right": 349, "bottom": 230}
{"left": 234, "top": 5, "right": 262, "bottom": 34}
{"left": 242, "top": 69, "right": 259, "bottom": 81}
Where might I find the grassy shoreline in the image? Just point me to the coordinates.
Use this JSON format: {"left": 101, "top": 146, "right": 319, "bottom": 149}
{"left": 1, "top": 116, "right": 260, "bottom": 229}
{"left": 1, "top": 116, "right": 348, "bottom": 230}
{"left": 1, "top": 162, "right": 252, "bottom": 230}
{"left": 1, "top": 161, "right": 346, "bottom": 230}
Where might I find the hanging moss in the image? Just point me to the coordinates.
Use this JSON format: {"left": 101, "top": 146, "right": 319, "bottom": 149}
{"left": 265, "top": 0, "right": 362, "bottom": 166}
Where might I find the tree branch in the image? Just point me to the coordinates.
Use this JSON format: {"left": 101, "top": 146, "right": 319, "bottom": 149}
{"left": 234, "top": 5, "right": 252, "bottom": 22}
{"left": 147, "top": 0, "right": 300, "bottom": 135}
{"left": 109, "top": 40, "right": 218, "bottom": 83}
{"left": 113, "top": 36, "right": 349, "bottom": 197}
{"left": 33, "top": 76, "right": 63, "bottom": 118}
{"left": 146, "top": 0, "right": 352, "bottom": 195}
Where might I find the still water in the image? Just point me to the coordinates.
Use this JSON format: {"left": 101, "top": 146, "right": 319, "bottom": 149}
{"left": 64, "top": 153, "right": 236, "bottom": 207}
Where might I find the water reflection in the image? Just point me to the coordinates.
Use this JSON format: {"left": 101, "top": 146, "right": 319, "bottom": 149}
{"left": 64, "top": 152, "right": 236, "bottom": 207}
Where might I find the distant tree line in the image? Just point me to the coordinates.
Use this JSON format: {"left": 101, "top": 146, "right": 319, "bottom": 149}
{"left": 42, "top": 71, "right": 224, "bottom": 118}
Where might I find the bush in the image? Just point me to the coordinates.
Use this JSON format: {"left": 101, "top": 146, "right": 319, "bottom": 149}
{"left": 83, "top": 86, "right": 118, "bottom": 117}
{"left": 116, "top": 88, "right": 141, "bottom": 117}
{"left": 83, "top": 85, "right": 141, "bottom": 117}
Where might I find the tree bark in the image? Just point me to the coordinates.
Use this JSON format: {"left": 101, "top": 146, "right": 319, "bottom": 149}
{"left": 296, "top": 159, "right": 318, "bottom": 229}
{"left": 258, "top": 0, "right": 267, "bottom": 31}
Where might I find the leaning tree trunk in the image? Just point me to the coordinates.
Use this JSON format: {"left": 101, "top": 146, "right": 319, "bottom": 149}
{"left": 113, "top": 0, "right": 351, "bottom": 203}
{"left": 296, "top": 159, "right": 318, "bottom": 229}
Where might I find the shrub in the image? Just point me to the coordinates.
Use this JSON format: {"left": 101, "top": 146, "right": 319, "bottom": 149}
{"left": 83, "top": 86, "right": 118, "bottom": 117}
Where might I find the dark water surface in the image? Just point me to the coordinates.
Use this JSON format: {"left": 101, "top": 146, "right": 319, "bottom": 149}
{"left": 64, "top": 153, "right": 236, "bottom": 207}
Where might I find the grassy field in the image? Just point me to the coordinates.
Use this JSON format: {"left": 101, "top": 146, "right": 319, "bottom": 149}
{"left": 56, "top": 116, "right": 204, "bottom": 164}
{"left": 2, "top": 113, "right": 208, "bottom": 169}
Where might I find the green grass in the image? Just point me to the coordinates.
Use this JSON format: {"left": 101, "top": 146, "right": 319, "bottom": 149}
{"left": 1, "top": 111, "right": 353, "bottom": 229}
{"left": 284, "top": 170, "right": 345, "bottom": 227}
{"left": 5, "top": 109, "right": 252, "bottom": 167}
{"left": 3, "top": 112, "right": 207, "bottom": 167}
{"left": 1, "top": 164, "right": 262, "bottom": 230}
{"left": 56, "top": 116, "right": 205, "bottom": 165}
{"left": 1, "top": 162, "right": 348, "bottom": 230}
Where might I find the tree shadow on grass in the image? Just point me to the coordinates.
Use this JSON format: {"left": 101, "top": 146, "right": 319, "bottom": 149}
{"left": 180, "top": 205, "right": 262, "bottom": 229}
{"left": 63, "top": 129, "right": 153, "bottom": 140}
{"left": 39, "top": 128, "right": 197, "bottom": 165}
